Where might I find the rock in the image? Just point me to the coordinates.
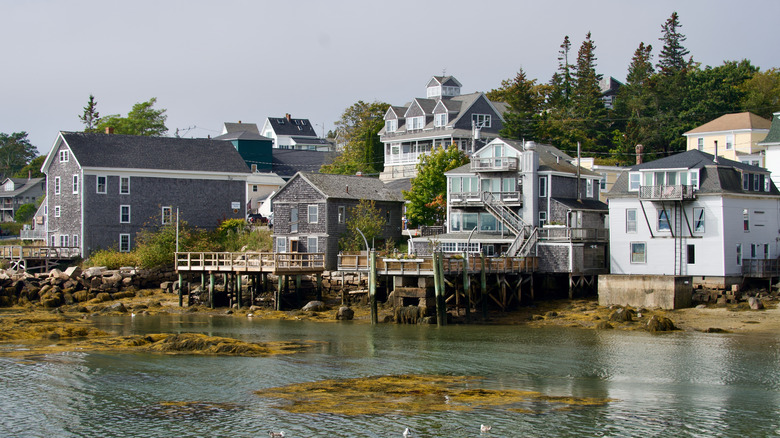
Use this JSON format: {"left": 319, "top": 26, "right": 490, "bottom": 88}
{"left": 64, "top": 266, "right": 82, "bottom": 279}
{"left": 595, "top": 321, "right": 614, "bottom": 330}
{"left": 705, "top": 327, "right": 728, "bottom": 333}
{"left": 609, "top": 307, "right": 635, "bottom": 322}
{"left": 73, "top": 290, "right": 93, "bottom": 302}
{"left": 748, "top": 297, "right": 764, "bottom": 310}
{"left": 646, "top": 315, "right": 676, "bottom": 332}
{"left": 225, "top": 309, "right": 234, "bottom": 314}
{"left": 545, "top": 311, "right": 558, "bottom": 318}
{"left": 336, "top": 306, "right": 354, "bottom": 320}
{"left": 160, "top": 281, "right": 173, "bottom": 293}
{"left": 95, "top": 292, "right": 112, "bottom": 302}
{"left": 302, "top": 300, "right": 325, "bottom": 312}
{"left": 531, "top": 314, "right": 544, "bottom": 321}
{"left": 695, "top": 304, "right": 707, "bottom": 309}
{"left": 84, "top": 266, "right": 107, "bottom": 279}
{"left": 105, "top": 302, "right": 127, "bottom": 313}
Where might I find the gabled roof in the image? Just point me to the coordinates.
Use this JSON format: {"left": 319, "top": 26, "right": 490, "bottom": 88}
{"left": 222, "top": 122, "right": 260, "bottom": 135}
{"left": 287, "top": 172, "right": 403, "bottom": 202}
{"left": 385, "top": 106, "right": 408, "bottom": 120}
{"left": 290, "top": 137, "right": 332, "bottom": 146}
{"left": 631, "top": 149, "right": 766, "bottom": 173}
{"left": 406, "top": 98, "right": 437, "bottom": 116}
{"left": 213, "top": 131, "right": 271, "bottom": 141}
{"left": 758, "top": 112, "right": 780, "bottom": 146}
{"left": 0, "top": 177, "right": 44, "bottom": 198}
{"left": 266, "top": 116, "right": 318, "bottom": 137}
{"left": 49, "top": 132, "right": 250, "bottom": 173}
{"left": 427, "top": 76, "right": 462, "bottom": 88}
{"left": 271, "top": 149, "right": 332, "bottom": 178}
{"left": 684, "top": 112, "right": 771, "bottom": 135}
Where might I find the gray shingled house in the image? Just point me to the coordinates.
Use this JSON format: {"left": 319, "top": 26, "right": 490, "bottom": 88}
{"left": 271, "top": 172, "right": 404, "bottom": 270}
{"left": 41, "top": 132, "right": 250, "bottom": 256}
{"left": 0, "top": 177, "right": 45, "bottom": 222}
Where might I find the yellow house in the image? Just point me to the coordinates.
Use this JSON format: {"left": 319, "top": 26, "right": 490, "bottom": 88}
{"left": 683, "top": 112, "right": 771, "bottom": 166}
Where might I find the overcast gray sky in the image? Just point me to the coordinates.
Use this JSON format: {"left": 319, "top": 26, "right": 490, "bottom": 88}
{"left": 2, "top": 0, "right": 778, "bottom": 155}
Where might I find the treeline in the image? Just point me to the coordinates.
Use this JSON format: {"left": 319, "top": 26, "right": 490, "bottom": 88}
{"left": 488, "top": 12, "right": 780, "bottom": 164}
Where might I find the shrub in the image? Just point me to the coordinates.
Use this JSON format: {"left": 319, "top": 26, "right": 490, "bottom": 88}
{"left": 14, "top": 203, "right": 36, "bottom": 224}
{"left": 86, "top": 249, "right": 139, "bottom": 270}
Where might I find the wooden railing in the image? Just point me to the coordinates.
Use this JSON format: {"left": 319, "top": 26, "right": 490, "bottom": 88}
{"left": 537, "top": 227, "right": 609, "bottom": 242}
{"left": 470, "top": 156, "right": 519, "bottom": 172}
{"left": 175, "top": 252, "right": 325, "bottom": 273}
{"left": 0, "top": 245, "right": 81, "bottom": 259}
{"left": 742, "top": 258, "right": 780, "bottom": 278}
{"left": 337, "top": 252, "right": 537, "bottom": 275}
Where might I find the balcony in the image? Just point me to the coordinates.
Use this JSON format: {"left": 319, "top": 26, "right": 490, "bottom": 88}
{"left": 638, "top": 185, "right": 696, "bottom": 201}
{"left": 450, "top": 191, "right": 522, "bottom": 206}
{"left": 470, "top": 156, "right": 518, "bottom": 172}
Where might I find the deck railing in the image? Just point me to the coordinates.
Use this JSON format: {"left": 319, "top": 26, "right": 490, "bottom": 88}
{"left": 639, "top": 184, "right": 696, "bottom": 201}
{"left": 20, "top": 229, "right": 47, "bottom": 241}
{"left": 470, "top": 156, "right": 519, "bottom": 172}
{"left": 742, "top": 258, "right": 780, "bottom": 278}
{"left": 337, "top": 252, "right": 537, "bottom": 274}
{"left": 0, "top": 245, "right": 81, "bottom": 259}
{"left": 537, "top": 227, "right": 609, "bottom": 242}
{"left": 175, "top": 252, "right": 325, "bottom": 273}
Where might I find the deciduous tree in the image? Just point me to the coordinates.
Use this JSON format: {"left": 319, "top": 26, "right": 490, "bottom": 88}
{"left": 96, "top": 97, "right": 168, "bottom": 136}
{"left": 403, "top": 145, "right": 469, "bottom": 227}
{"left": 340, "top": 199, "right": 387, "bottom": 251}
{"left": 0, "top": 132, "right": 37, "bottom": 179}
{"left": 321, "top": 101, "right": 390, "bottom": 175}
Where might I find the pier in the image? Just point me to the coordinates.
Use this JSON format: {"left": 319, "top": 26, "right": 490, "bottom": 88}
{"left": 0, "top": 245, "right": 81, "bottom": 271}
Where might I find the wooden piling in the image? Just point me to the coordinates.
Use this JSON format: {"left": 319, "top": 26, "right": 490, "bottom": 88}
{"left": 237, "top": 274, "right": 242, "bottom": 308}
{"left": 437, "top": 251, "right": 447, "bottom": 326}
{"left": 316, "top": 273, "right": 322, "bottom": 301}
{"left": 276, "top": 275, "right": 283, "bottom": 311}
{"left": 178, "top": 273, "right": 183, "bottom": 307}
{"left": 463, "top": 253, "right": 470, "bottom": 322}
{"left": 209, "top": 272, "right": 215, "bottom": 309}
{"left": 480, "top": 255, "right": 487, "bottom": 320}
{"left": 369, "top": 250, "right": 378, "bottom": 324}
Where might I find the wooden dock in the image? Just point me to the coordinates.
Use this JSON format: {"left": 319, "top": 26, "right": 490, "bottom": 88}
{"left": 0, "top": 245, "right": 81, "bottom": 271}
{"left": 337, "top": 253, "right": 538, "bottom": 276}
{"left": 175, "top": 251, "right": 325, "bottom": 274}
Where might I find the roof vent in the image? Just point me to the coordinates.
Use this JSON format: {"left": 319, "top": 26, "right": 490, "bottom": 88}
{"left": 524, "top": 141, "right": 536, "bottom": 151}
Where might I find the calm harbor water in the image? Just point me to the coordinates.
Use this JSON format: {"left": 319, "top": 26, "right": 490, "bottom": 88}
{"left": 2, "top": 314, "right": 780, "bottom": 437}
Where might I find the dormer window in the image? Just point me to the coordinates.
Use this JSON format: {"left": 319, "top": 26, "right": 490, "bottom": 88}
{"left": 385, "top": 119, "right": 397, "bottom": 133}
{"left": 434, "top": 113, "right": 447, "bottom": 127}
{"left": 472, "top": 114, "right": 491, "bottom": 128}
{"left": 407, "top": 116, "right": 424, "bottom": 130}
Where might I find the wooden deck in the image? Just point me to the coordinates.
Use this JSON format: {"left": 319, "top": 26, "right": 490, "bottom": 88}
{"left": 0, "top": 245, "right": 81, "bottom": 271}
{"left": 337, "top": 252, "right": 538, "bottom": 276}
{"left": 175, "top": 252, "right": 325, "bottom": 274}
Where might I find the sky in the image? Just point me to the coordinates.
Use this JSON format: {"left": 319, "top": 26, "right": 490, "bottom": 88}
{"left": 2, "top": 0, "right": 779, "bottom": 156}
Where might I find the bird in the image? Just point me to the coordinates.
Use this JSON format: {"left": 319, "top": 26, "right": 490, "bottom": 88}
{"left": 481, "top": 424, "right": 492, "bottom": 433}
{"left": 403, "top": 427, "right": 412, "bottom": 437}
{"left": 269, "top": 431, "right": 285, "bottom": 438}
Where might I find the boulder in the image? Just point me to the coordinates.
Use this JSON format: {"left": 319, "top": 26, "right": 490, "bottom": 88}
{"left": 336, "top": 306, "right": 354, "bottom": 320}
{"left": 95, "top": 292, "right": 112, "bottom": 302}
{"left": 646, "top": 315, "right": 676, "bottom": 332}
{"left": 302, "top": 300, "right": 325, "bottom": 312}
{"left": 73, "top": 290, "right": 94, "bottom": 302}
{"left": 748, "top": 297, "right": 764, "bottom": 310}
{"left": 64, "top": 266, "right": 82, "bottom": 279}
{"left": 83, "top": 266, "right": 107, "bottom": 279}
{"left": 160, "top": 282, "right": 173, "bottom": 293}
{"left": 595, "top": 321, "right": 614, "bottom": 330}
{"left": 104, "top": 302, "right": 127, "bottom": 313}
{"left": 609, "top": 307, "right": 635, "bottom": 323}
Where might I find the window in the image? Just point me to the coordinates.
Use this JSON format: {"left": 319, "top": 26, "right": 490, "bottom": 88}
{"left": 743, "top": 173, "right": 750, "bottom": 191}
{"left": 586, "top": 179, "right": 593, "bottom": 198}
{"left": 59, "top": 150, "right": 69, "bottom": 162}
{"left": 539, "top": 176, "right": 547, "bottom": 197}
{"left": 480, "top": 213, "right": 499, "bottom": 231}
{"left": 687, "top": 244, "right": 695, "bottom": 264}
{"left": 73, "top": 234, "right": 79, "bottom": 248}
{"left": 54, "top": 206, "right": 61, "bottom": 217}
{"left": 162, "top": 206, "right": 172, "bottom": 225}
{"left": 743, "top": 209, "right": 750, "bottom": 232}
{"left": 764, "top": 244, "right": 770, "bottom": 260}
{"left": 308, "top": 205, "right": 318, "bottom": 223}
{"left": 631, "top": 242, "right": 647, "bottom": 263}
{"left": 120, "top": 205, "right": 131, "bottom": 223}
{"left": 462, "top": 213, "right": 478, "bottom": 230}
{"left": 96, "top": 176, "right": 106, "bottom": 194}
{"left": 658, "top": 209, "right": 670, "bottom": 231}
{"left": 626, "top": 209, "right": 637, "bottom": 233}
{"left": 472, "top": 114, "right": 491, "bottom": 128}
{"left": 72, "top": 175, "right": 79, "bottom": 194}
{"left": 434, "top": 113, "right": 447, "bottom": 127}
{"left": 693, "top": 207, "right": 705, "bottom": 233}
{"left": 697, "top": 138, "right": 703, "bottom": 150}
{"left": 754, "top": 174, "right": 761, "bottom": 191}
{"left": 251, "top": 164, "right": 258, "bottom": 172}
{"left": 628, "top": 172, "right": 640, "bottom": 191}
{"left": 120, "top": 176, "right": 130, "bottom": 194}
{"left": 60, "top": 235, "right": 69, "bottom": 247}
{"left": 276, "top": 237, "right": 287, "bottom": 253}
{"left": 407, "top": 116, "right": 424, "bottom": 130}
{"left": 307, "top": 237, "right": 318, "bottom": 253}
{"left": 600, "top": 173, "right": 607, "bottom": 191}
{"left": 441, "top": 242, "right": 457, "bottom": 252}
{"left": 119, "top": 234, "right": 131, "bottom": 252}
{"left": 736, "top": 243, "right": 742, "bottom": 266}
{"left": 539, "top": 211, "right": 547, "bottom": 226}
{"left": 334, "top": 206, "right": 345, "bottom": 224}
{"left": 54, "top": 177, "right": 60, "bottom": 195}
{"left": 751, "top": 243, "right": 758, "bottom": 259}
{"left": 726, "top": 134, "right": 734, "bottom": 150}
{"left": 690, "top": 170, "right": 699, "bottom": 190}
{"left": 290, "top": 207, "right": 298, "bottom": 233}
{"left": 765, "top": 176, "right": 771, "bottom": 192}
{"left": 50, "top": 235, "right": 56, "bottom": 247}
{"left": 450, "top": 212, "right": 461, "bottom": 232}
{"left": 252, "top": 185, "right": 258, "bottom": 192}
{"left": 385, "top": 119, "right": 397, "bottom": 132}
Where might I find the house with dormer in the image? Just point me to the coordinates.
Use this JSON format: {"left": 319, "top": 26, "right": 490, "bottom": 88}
{"left": 683, "top": 112, "right": 771, "bottom": 167}
{"left": 41, "top": 132, "right": 250, "bottom": 256}
{"left": 410, "top": 138, "right": 609, "bottom": 275}
{"left": 0, "top": 177, "right": 45, "bottom": 222}
{"left": 607, "top": 149, "right": 780, "bottom": 288}
{"left": 379, "top": 76, "right": 508, "bottom": 181}
{"left": 261, "top": 114, "right": 332, "bottom": 151}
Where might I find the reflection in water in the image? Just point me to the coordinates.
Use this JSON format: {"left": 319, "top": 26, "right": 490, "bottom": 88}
{"left": 1, "top": 315, "right": 779, "bottom": 437}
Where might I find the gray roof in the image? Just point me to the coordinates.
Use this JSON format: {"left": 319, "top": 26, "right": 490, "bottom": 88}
{"left": 213, "top": 131, "right": 271, "bottom": 141}
{"left": 267, "top": 117, "right": 318, "bottom": 137}
{"left": 383, "top": 177, "right": 412, "bottom": 194}
{"left": 295, "top": 172, "right": 403, "bottom": 202}
{"left": 0, "top": 177, "right": 44, "bottom": 198}
{"left": 58, "top": 132, "right": 250, "bottom": 173}
{"left": 223, "top": 122, "right": 260, "bottom": 135}
{"left": 271, "top": 149, "right": 333, "bottom": 178}
{"left": 551, "top": 197, "right": 608, "bottom": 212}
{"left": 290, "top": 136, "right": 331, "bottom": 146}
{"left": 759, "top": 112, "right": 780, "bottom": 146}
{"left": 631, "top": 149, "right": 766, "bottom": 173}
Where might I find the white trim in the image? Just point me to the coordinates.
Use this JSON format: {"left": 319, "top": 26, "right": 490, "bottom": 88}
{"left": 119, "top": 176, "right": 130, "bottom": 195}
{"left": 119, "top": 234, "right": 131, "bottom": 252}
{"left": 72, "top": 174, "right": 79, "bottom": 194}
{"left": 162, "top": 206, "right": 173, "bottom": 225}
{"left": 82, "top": 167, "right": 250, "bottom": 181}
{"left": 120, "top": 204, "right": 131, "bottom": 223}
{"left": 96, "top": 175, "right": 107, "bottom": 194}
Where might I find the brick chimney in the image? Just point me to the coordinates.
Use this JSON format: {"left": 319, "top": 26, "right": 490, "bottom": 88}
{"left": 105, "top": 127, "right": 114, "bottom": 134}
{"left": 635, "top": 144, "right": 644, "bottom": 165}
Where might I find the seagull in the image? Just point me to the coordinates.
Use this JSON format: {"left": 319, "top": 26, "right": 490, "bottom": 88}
{"left": 403, "top": 427, "right": 412, "bottom": 437}
{"left": 269, "top": 431, "right": 285, "bottom": 438}
{"left": 481, "top": 424, "right": 492, "bottom": 433}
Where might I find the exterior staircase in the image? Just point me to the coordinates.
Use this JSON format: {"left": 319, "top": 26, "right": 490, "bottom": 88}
{"left": 482, "top": 192, "right": 537, "bottom": 257}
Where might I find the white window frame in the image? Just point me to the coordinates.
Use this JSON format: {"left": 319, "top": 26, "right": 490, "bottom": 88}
{"left": 628, "top": 172, "right": 640, "bottom": 191}
{"left": 276, "top": 237, "right": 287, "bottom": 253}
{"left": 338, "top": 206, "right": 346, "bottom": 224}
{"left": 50, "top": 235, "right": 56, "bottom": 247}
{"left": 434, "top": 113, "right": 447, "bottom": 127}
{"left": 290, "top": 207, "right": 298, "bottom": 233}
{"left": 472, "top": 114, "right": 492, "bottom": 128}
{"left": 726, "top": 134, "right": 734, "bottom": 150}
{"left": 599, "top": 173, "right": 607, "bottom": 192}
{"left": 539, "top": 176, "right": 547, "bottom": 197}
{"left": 54, "top": 205, "right": 61, "bottom": 218}
{"left": 631, "top": 242, "right": 647, "bottom": 264}
{"left": 162, "top": 206, "right": 172, "bottom": 225}
{"left": 120, "top": 205, "right": 131, "bottom": 223}
{"left": 54, "top": 177, "right": 60, "bottom": 195}
{"left": 743, "top": 173, "right": 750, "bottom": 191}
{"left": 72, "top": 174, "right": 79, "bottom": 194}
{"left": 539, "top": 211, "right": 547, "bottom": 226}
{"left": 59, "top": 150, "right": 69, "bottom": 162}
{"left": 119, "top": 234, "right": 131, "bottom": 253}
{"left": 308, "top": 205, "right": 318, "bottom": 224}
{"left": 73, "top": 234, "right": 79, "bottom": 248}
{"left": 690, "top": 170, "right": 699, "bottom": 190}
{"left": 697, "top": 137, "right": 703, "bottom": 150}
{"left": 120, "top": 176, "right": 130, "bottom": 195}
{"left": 586, "top": 179, "right": 593, "bottom": 198}
{"left": 743, "top": 209, "right": 750, "bottom": 232}
{"left": 407, "top": 116, "right": 424, "bottom": 130}
{"left": 736, "top": 243, "right": 742, "bottom": 266}
{"left": 765, "top": 175, "right": 771, "bottom": 192}
{"left": 96, "top": 176, "right": 107, "bottom": 194}
{"left": 693, "top": 207, "right": 705, "bottom": 233}
{"left": 626, "top": 209, "right": 637, "bottom": 233}
{"left": 658, "top": 208, "right": 671, "bottom": 232}
{"left": 307, "top": 236, "right": 318, "bottom": 253}
{"left": 385, "top": 119, "right": 397, "bottom": 133}
{"left": 60, "top": 235, "right": 69, "bottom": 247}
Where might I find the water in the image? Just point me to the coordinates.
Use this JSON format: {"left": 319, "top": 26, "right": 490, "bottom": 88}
{"left": 2, "top": 315, "right": 780, "bottom": 437}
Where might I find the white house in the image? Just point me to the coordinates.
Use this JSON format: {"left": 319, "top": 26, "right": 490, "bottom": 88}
{"left": 607, "top": 149, "right": 780, "bottom": 287}
{"left": 758, "top": 111, "right": 780, "bottom": 187}
{"left": 260, "top": 114, "right": 332, "bottom": 151}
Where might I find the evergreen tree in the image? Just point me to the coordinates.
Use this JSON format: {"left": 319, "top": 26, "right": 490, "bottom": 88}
{"left": 488, "top": 68, "right": 543, "bottom": 141}
{"left": 320, "top": 100, "right": 390, "bottom": 175}
{"left": 571, "top": 31, "right": 607, "bottom": 149}
{"left": 548, "top": 36, "right": 573, "bottom": 110}
{"left": 79, "top": 94, "right": 101, "bottom": 133}
{"left": 657, "top": 12, "right": 691, "bottom": 76}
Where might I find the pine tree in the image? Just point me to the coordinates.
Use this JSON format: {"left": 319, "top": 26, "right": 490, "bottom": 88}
{"left": 657, "top": 12, "right": 691, "bottom": 76}
{"left": 626, "top": 42, "right": 654, "bottom": 86}
{"left": 549, "top": 36, "right": 573, "bottom": 110}
{"left": 489, "top": 68, "right": 543, "bottom": 141}
{"left": 571, "top": 32, "right": 608, "bottom": 152}
{"left": 79, "top": 94, "right": 101, "bottom": 133}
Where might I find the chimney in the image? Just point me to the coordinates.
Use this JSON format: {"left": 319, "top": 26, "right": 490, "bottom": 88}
{"left": 356, "top": 171, "right": 363, "bottom": 177}
{"left": 635, "top": 144, "right": 644, "bottom": 165}
{"left": 105, "top": 127, "right": 114, "bottom": 134}
{"left": 713, "top": 140, "right": 719, "bottom": 163}
{"left": 28, "top": 170, "right": 31, "bottom": 180}
{"left": 238, "top": 120, "right": 242, "bottom": 124}
{"left": 286, "top": 113, "right": 291, "bottom": 122}
{"left": 346, "top": 184, "right": 349, "bottom": 194}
